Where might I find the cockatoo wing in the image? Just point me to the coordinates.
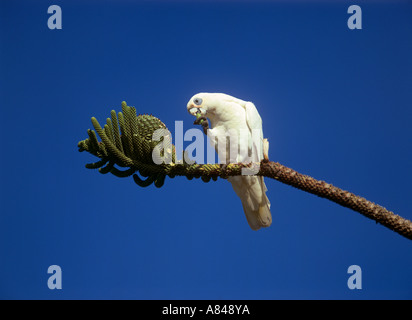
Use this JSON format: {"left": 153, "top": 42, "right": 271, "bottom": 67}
{"left": 244, "top": 101, "right": 264, "bottom": 162}
{"left": 229, "top": 101, "right": 271, "bottom": 230}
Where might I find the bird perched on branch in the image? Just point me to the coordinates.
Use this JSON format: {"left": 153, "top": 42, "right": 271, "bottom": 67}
{"left": 187, "top": 93, "right": 272, "bottom": 230}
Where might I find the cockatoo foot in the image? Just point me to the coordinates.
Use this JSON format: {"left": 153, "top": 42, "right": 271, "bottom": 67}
{"left": 193, "top": 115, "right": 207, "bottom": 125}
{"left": 194, "top": 115, "right": 209, "bottom": 134}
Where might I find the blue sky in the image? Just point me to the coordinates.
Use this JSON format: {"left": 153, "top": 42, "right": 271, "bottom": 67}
{"left": 0, "top": 0, "right": 411, "bottom": 299}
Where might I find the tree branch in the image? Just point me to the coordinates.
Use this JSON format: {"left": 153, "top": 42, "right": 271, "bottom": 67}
{"left": 78, "top": 102, "right": 412, "bottom": 241}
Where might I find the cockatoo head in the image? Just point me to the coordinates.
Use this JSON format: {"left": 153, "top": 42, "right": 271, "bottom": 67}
{"left": 187, "top": 92, "right": 236, "bottom": 116}
{"left": 187, "top": 92, "right": 211, "bottom": 117}
{"left": 187, "top": 92, "right": 247, "bottom": 117}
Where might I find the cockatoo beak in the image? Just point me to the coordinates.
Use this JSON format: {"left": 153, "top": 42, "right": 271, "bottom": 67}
{"left": 187, "top": 104, "right": 206, "bottom": 116}
{"left": 187, "top": 104, "right": 197, "bottom": 115}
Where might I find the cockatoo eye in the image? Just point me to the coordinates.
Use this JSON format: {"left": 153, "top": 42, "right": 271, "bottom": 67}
{"left": 193, "top": 98, "right": 202, "bottom": 105}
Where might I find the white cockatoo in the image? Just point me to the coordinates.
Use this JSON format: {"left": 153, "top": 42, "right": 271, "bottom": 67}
{"left": 187, "top": 93, "right": 272, "bottom": 230}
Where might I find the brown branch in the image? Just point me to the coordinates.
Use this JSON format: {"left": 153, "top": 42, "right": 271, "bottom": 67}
{"left": 258, "top": 161, "right": 412, "bottom": 241}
